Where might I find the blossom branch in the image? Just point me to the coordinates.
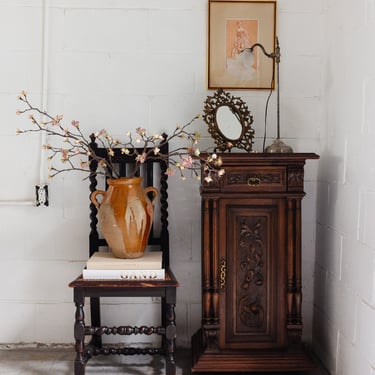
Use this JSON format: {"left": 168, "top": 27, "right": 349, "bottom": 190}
{"left": 16, "top": 91, "right": 224, "bottom": 182}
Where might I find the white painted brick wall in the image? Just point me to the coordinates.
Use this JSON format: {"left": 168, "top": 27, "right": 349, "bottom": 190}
{"left": 313, "top": 0, "right": 375, "bottom": 374}
{"left": 0, "top": 0, "right": 321, "bottom": 353}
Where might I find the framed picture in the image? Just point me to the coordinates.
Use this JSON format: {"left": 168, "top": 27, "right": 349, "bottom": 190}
{"left": 208, "top": 0, "right": 277, "bottom": 90}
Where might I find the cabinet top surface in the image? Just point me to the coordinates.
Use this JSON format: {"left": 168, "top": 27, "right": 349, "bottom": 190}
{"left": 212, "top": 152, "right": 319, "bottom": 164}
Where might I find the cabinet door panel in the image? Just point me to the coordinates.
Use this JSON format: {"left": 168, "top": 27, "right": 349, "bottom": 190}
{"left": 219, "top": 198, "right": 286, "bottom": 350}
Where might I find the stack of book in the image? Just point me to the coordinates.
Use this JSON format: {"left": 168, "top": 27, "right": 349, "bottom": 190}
{"left": 82, "top": 251, "right": 164, "bottom": 280}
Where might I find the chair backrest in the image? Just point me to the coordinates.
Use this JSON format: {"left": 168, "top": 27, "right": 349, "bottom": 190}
{"left": 88, "top": 134, "right": 170, "bottom": 269}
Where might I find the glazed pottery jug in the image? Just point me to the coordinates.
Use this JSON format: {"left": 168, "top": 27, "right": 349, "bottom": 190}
{"left": 90, "top": 177, "right": 158, "bottom": 259}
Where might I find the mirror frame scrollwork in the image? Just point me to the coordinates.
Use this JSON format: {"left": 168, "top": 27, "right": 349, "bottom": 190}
{"left": 203, "top": 89, "right": 255, "bottom": 152}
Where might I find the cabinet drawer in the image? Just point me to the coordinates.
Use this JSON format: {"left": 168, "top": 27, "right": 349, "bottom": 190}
{"left": 222, "top": 166, "right": 286, "bottom": 192}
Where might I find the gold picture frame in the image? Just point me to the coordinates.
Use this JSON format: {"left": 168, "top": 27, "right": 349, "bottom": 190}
{"left": 208, "top": 0, "right": 277, "bottom": 90}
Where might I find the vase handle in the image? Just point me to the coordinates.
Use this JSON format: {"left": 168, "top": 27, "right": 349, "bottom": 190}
{"left": 144, "top": 186, "right": 159, "bottom": 206}
{"left": 90, "top": 190, "right": 106, "bottom": 208}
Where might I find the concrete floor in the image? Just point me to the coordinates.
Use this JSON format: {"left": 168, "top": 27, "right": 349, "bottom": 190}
{"left": 0, "top": 346, "right": 330, "bottom": 375}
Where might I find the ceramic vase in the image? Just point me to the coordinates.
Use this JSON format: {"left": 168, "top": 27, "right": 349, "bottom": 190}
{"left": 90, "top": 177, "right": 158, "bottom": 259}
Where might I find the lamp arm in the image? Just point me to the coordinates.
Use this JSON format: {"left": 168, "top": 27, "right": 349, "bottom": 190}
{"left": 242, "top": 37, "right": 280, "bottom": 62}
{"left": 243, "top": 43, "right": 275, "bottom": 59}
{"left": 241, "top": 37, "right": 281, "bottom": 140}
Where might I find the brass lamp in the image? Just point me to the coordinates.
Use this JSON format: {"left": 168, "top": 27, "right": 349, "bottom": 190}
{"left": 241, "top": 37, "right": 293, "bottom": 153}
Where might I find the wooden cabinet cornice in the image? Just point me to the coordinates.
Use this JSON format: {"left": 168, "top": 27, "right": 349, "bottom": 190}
{"left": 192, "top": 153, "right": 319, "bottom": 373}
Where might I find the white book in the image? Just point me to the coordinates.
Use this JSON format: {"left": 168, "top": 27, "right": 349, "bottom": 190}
{"left": 86, "top": 251, "right": 163, "bottom": 270}
{"left": 82, "top": 268, "right": 165, "bottom": 280}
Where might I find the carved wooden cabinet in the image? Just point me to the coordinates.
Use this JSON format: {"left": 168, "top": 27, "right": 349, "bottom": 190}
{"left": 192, "top": 153, "right": 319, "bottom": 373}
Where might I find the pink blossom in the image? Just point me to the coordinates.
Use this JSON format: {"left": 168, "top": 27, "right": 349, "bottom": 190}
{"left": 71, "top": 120, "right": 80, "bottom": 128}
{"left": 52, "top": 115, "right": 63, "bottom": 125}
{"left": 61, "top": 149, "right": 69, "bottom": 161}
{"left": 136, "top": 127, "right": 146, "bottom": 136}
{"left": 135, "top": 152, "right": 147, "bottom": 164}
{"left": 94, "top": 129, "right": 107, "bottom": 138}
{"left": 165, "top": 168, "right": 175, "bottom": 177}
{"left": 153, "top": 147, "right": 160, "bottom": 155}
{"left": 181, "top": 156, "right": 193, "bottom": 168}
{"left": 204, "top": 175, "right": 213, "bottom": 183}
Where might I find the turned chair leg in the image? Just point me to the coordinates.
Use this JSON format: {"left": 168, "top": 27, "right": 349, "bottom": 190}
{"left": 165, "top": 302, "right": 177, "bottom": 375}
{"left": 89, "top": 296, "right": 102, "bottom": 348}
{"left": 74, "top": 289, "right": 87, "bottom": 375}
{"left": 74, "top": 359, "right": 86, "bottom": 375}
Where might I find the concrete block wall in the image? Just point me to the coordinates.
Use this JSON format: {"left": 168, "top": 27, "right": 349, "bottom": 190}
{"left": 313, "top": 0, "right": 375, "bottom": 374}
{"left": 0, "top": 0, "right": 320, "bottom": 350}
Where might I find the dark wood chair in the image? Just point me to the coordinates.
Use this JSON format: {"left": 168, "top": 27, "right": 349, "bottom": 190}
{"left": 69, "top": 136, "right": 179, "bottom": 375}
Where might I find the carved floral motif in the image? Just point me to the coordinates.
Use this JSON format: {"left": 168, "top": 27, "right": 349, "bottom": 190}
{"left": 288, "top": 169, "right": 304, "bottom": 187}
{"left": 239, "top": 295, "right": 265, "bottom": 328}
{"left": 238, "top": 219, "right": 265, "bottom": 328}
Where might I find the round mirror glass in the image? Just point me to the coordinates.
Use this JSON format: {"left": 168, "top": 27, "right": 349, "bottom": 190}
{"left": 216, "top": 106, "right": 242, "bottom": 140}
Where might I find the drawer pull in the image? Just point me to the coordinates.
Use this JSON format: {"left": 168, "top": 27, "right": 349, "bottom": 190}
{"left": 247, "top": 177, "right": 261, "bottom": 187}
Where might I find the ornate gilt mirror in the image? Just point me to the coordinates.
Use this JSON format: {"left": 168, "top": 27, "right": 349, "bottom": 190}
{"left": 203, "top": 89, "right": 255, "bottom": 152}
